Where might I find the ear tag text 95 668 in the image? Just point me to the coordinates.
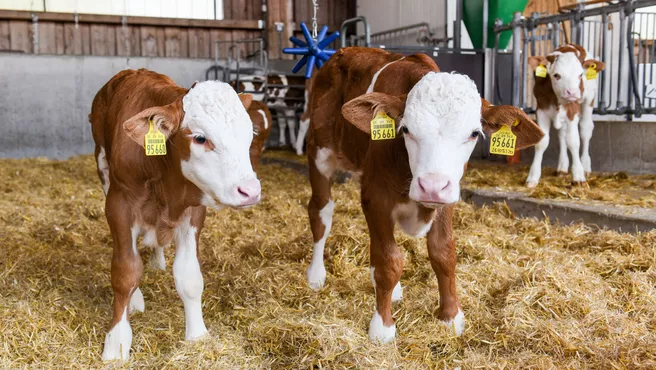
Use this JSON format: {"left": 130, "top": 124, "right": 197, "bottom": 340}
{"left": 370, "top": 112, "right": 396, "bottom": 140}
{"left": 145, "top": 118, "right": 167, "bottom": 156}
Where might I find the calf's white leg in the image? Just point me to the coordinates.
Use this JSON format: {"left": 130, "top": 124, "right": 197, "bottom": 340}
{"left": 295, "top": 118, "right": 310, "bottom": 155}
{"left": 285, "top": 108, "right": 297, "bottom": 146}
{"left": 277, "top": 109, "right": 288, "bottom": 146}
{"left": 526, "top": 109, "right": 552, "bottom": 188}
{"left": 566, "top": 114, "right": 586, "bottom": 184}
{"left": 173, "top": 217, "right": 208, "bottom": 340}
{"left": 580, "top": 103, "right": 594, "bottom": 174}
{"left": 556, "top": 125, "right": 569, "bottom": 174}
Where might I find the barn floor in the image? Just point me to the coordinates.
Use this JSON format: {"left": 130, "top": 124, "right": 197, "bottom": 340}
{"left": 1, "top": 154, "right": 655, "bottom": 369}
{"left": 463, "top": 162, "right": 656, "bottom": 208}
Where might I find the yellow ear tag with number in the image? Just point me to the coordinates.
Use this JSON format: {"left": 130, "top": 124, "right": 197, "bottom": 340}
{"left": 370, "top": 112, "right": 396, "bottom": 140}
{"left": 144, "top": 118, "right": 167, "bottom": 156}
{"left": 586, "top": 63, "right": 597, "bottom": 80}
{"left": 489, "top": 125, "right": 517, "bottom": 156}
{"left": 536, "top": 64, "right": 547, "bottom": 78}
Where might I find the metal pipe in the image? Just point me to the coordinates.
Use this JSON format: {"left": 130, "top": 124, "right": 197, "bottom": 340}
{"left": 340, "top": 16, "right": 370, "bottom": 47}
{"left": 617, "top": 4, "right": 626, "bottom": 112}
{"left": 512, "top": 12, "right": 522, "bottom": 107}
{"left": 482, "top": 0, "right": 489, "bottom": 49}
{"left": 455, "top": 0, "right": 463, "bottom": 49}
{"left": 599, "top": 10, "right": 608, "bottom": 113}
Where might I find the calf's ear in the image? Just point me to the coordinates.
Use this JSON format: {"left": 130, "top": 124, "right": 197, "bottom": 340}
{"left": 123, "top": 100, "right": 182, "bottom": 148}
{"left": 480, "top": 98, "right": 544, "bottom": 150}
{"left": 528, "top": 56, "right": 548, "bottom": 70}
{"left": 583, "top": 59, "right": 606, "bottom": 72}
{"left": 239, "top": 93, "right": 253, "bottom": 110}
{"left": 341, "top": 92, "right": 407, "bottom": 134}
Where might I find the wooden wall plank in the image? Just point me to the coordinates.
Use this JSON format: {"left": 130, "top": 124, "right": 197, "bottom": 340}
{"left": 164, "top": 27, "right": 188, "bottom": 57}
{"left": 156, "top": 28, "right": 165, "bottom": 57}
{"left": 116, "top": 25, "right": 130, "bottom": 56}
{"left": 63, "top": 23, "right": 81, "bottom": 54}
{"left": 90, "top": 24, "right": 115, "bottom": 56}
{"left": 80, "top": 24, "right": 91, "bottom": 54}
{"left": 9, "top": 20, "right": 32, "bottom": 53}
{"left": 0, "top": 21, "right": 9, "bottom": 50}
{"left": 55, "top": 23, "right": 64, "bottom": 54}
{"left": 210, "top": 29, "right": 232, "bottom": 59}
{"left": 140, "top": 26, "right": 158, "bottom": 56}
{"left": 188, "top": 28, "right": 210, "bottom": 58}
{"left": 37, "top": 21, "right": 56, "bottom": 54}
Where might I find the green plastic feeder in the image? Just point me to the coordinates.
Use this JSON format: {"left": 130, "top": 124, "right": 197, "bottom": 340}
{"left": 462, "top": 0, "right": 528, "bottom": 49}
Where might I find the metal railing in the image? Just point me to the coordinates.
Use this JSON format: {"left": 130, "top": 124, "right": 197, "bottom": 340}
{"left": 493, "top": 0, "right": 656, "bottom": 117}
{"left": 344, "top": 22, "right": 449, "bottom": 48}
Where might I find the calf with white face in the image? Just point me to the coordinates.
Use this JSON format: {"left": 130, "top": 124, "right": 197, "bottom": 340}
{"left": 306, "top": 61, "right": 543, "bottom": 344}
{"left": 91, "top": 73, "right": 262, "bottom": 361}
{"left": 525, "top": 44, "right": 605, "bottom": 187}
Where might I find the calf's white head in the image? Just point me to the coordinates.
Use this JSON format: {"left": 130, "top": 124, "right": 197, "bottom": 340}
{"left": 123, "top": 81, "right": 261, "bottom": 209}
{"left": 342, "top": 71, "right": 543, "bottom": 206}
{"left": 529, "top": 45, "right": 605, "bottom": 103}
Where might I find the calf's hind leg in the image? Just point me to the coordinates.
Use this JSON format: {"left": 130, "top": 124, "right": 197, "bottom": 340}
{"left": 305, "top": 147, "right": 336, "bottom": 290}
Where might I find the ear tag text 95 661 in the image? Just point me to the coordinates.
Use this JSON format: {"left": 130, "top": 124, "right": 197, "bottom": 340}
{"left": 489, "top": 124, "right": 517, "bottom": 156}
{"left": 370, "top": 112, "right": 396, "bottom": 140}
{"left": 145, "top": 118, "right": 167, "bottom": 156}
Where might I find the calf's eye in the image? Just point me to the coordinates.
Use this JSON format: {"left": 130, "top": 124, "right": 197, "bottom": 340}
{"left": 401, "top": 126, "right": 409, "bottom": 134}
{"left": 193, "top": 135, "right": 206, "bottom": 145}
{"left": 470, "top": 130, "right": 481, "bottom": 140}
{"left": 553, "top": 73, "right": 561, "bottom": 80}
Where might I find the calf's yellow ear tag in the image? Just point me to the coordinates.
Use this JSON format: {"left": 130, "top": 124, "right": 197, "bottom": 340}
{"left": 536, "top": 64, "right": 547, "bottom": 78}
{"left": 586, "top": 63, "right": 597, "bottom": 80}
{"left": 489, "top": 125, "right": 517, "bottom": 156}
{"left": 144, "top": 118, "right": 167, "bottom": 156}
{"left": 370, "top": 112, "right": 396, "bottom": 140}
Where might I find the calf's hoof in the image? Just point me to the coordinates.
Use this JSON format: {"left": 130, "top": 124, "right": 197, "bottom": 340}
{"left": 306, "top": 262, "right": 326, "bottom": 291}
{"left": 572, "top": 181, "right": 588, "bottom": 188}
{"left": 369, "top": 312, "right": 396, "bottom": 344}
{"left": 526, "top": 180, "right": 539, "bottom": 189}
{"left": 441, "top": 309, "right": 465, "bottom": 336}
{"left": 185, "top": 327, "right": 209, "bottom": 342}
{"left": 101, "top": 316, "right": 132, "bottom": 361}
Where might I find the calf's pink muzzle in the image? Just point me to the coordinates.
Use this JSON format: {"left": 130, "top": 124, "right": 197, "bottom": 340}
{"left": 235, "top": 178, "right": 262, "bottom": 206}
{"left": 416, "top": 173, "right": 456, "bottom": 205}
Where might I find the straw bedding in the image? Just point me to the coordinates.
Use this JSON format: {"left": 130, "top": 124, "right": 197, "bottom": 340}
{"left": 0, "top": 154, "right": 655, "bottom": 369}
{"left": 463, "top": 162, "right": 656, "bottom": 208}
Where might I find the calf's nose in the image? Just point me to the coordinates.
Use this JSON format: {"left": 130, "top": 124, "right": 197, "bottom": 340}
{"left": 417, "top": 174, "right": 451, "bottom": 203}
{"left": 236, "top": 178, "right": 261, "bottom": 205}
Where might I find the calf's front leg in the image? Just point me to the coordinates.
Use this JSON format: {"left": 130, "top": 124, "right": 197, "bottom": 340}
{"left": 102, "top": 194, "right": 143, "bottom": 361}
{"left": 364, "top": 200, "right": 403, "bottom": 344}
{"left": 173, "top": 208, "right": 208, "bottom": 340}
{"left": 427, "top": 205, "right": 464, "bottom": 336}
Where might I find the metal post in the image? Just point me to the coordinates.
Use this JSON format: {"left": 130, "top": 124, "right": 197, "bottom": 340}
{"left": 599, "top": 10, "right": 608, "bottom": 113}
{"left": 482, "top": 0, "right": 489, "bottom": 49}
{"left": 511, "top": 12, "right": 522, "bottom": 107}
{"left": 617, "top": 5, "right": 626, "bottom": 111}
{"left": 454, "top": 0, "right": 463, "bottom": 48}
{"left": 444, "top": 0, "right": 449, "bottom": 43}
{"left": 553, "top": 21, "right": 560, "bottom": 48}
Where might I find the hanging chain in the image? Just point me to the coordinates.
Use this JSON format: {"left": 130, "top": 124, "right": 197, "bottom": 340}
{"left": 312, "top": 0, "right": 318, "bottom": 40}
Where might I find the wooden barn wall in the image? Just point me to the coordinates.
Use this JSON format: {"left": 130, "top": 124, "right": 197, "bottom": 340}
{"left": 0, "top": 2, "right": 353, "bottom": 60}
{"left": 0, "top": 10, "right": 262, "bottom": 59}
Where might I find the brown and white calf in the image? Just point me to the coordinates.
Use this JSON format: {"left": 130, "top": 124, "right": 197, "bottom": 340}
{"left": 90, "top": 69, "right": 261, "bottom": 360}
{"left": 230, "top": 74, "right": 305, "bottom": 147}
{"left": 248, "top": 99, "right": 273, "bottom": 169}
{"left": 526, "top": 44, "right": 605, "bottom": 187}
{"left": 304, "top": 47, "right": 543, "bottom": 343}
{"left": 294, "top": 76, "right": 314, "bottom": 155}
